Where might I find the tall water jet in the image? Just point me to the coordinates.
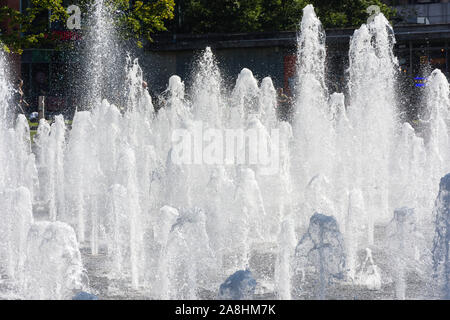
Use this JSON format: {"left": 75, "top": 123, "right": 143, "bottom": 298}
{"left": 115, "top": 147, "right": 145, "bottom": 289}
{"left": 345, "top": 189, "right": 366, "bottom": 280}
{"left": 330, "top": 92, "right": 352, "bottom": 225}
{"left": 161, "top": 75, "right": 196, "bottom": 211}
{"left": 152, "top": 206, "right": 179, "bottom": 299}
{"left": 423, "top": 70, "right": 450, "bottom": 210}
{"left": 386, "top": 207, "right": 418, "bottom": 299}
{"left": 191, "top": 47, "right": 225, "bottom": 128}
{"left": 158, "top": 75, "right": 190, "bottom": 158}
{"left": 0, "top": 187, "right": 34, "bottom": 283}
{"left": 390, "top": 123, "right": 427, "bottom": 213}
{"left": 226, "top": 168, "right": 262, "bottom": 271}
{"left": 0, "top": 52, "right": 36, "bottom": 297}
{"left": 34, "top": 120, "right": 51, "bottom": 206}
{"left": 292, "top": 5, "right": 334, "bottom": 196}
{"left": 35, "top": 116, "right": 66, "bottom": 221}
{"left": 0, "top": 56, "right": 37, "bottom": 289}
{"left": 230, "top": 68, "right": 260, "bottom": 127}
{"left": 123, "top": 58, "right": 157, "bottom": 239}
{"left": 258, "top": 77, "right": 278, "bottom": 129}
{"left": 0, "top": 51, "right": 10, "bottom": 122}
{"left": 188, "top": 48, "right": 227, "bottom": 209}
{"left": 274, "top": 217, "right": 296, "bottom": 299}
{"left": 245, "top": 115, "right": 279, "bottom": 232}
{"left": 83, "top": 0, "right": 121, "bottom": 108}
{"left": 9, "top": 116, "right": 38, "bottom": 200}
{"left": 432, "top": 174, "right": 450, "bottom": 299}
{"left": 204, "top": 166, "right": 235, "bottom": 267}
{"left": 347, "top": 13, "right": 398, "bottom": 239}
{"left": 65, "top": 111, "right": 97, "bottom": 245}
{"left": 125, "top": 56, "right": 154, "bottom": 116}
{"left": 277, "top": 121, "right": 294, "bottom": 218}
{"left": 107, "top": 184, "right": 129, "bottom": 279}
{"left": 259, "top": 120, "right": 293, "bottom": 237}
{"left": 235, "top": 168, "right": 267, "bottom": 243}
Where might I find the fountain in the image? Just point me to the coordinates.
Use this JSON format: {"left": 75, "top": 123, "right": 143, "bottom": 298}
{"left": 432, "top": 174, "right": 450, "bottom": 299}
{"left": 1, "top": 4, "right": 450, "bottom": 300}
{"left": 386, "top": 207, "right": 419, "bottom": 299}
{"left": 294, "top": 213, "right": 346, "bottom": 300}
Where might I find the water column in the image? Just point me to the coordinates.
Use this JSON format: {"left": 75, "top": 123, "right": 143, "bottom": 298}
{"left": 432, "top": 174, "right": 450, "bottom": 299}
{"left": 117, "top": 147, "right": 145, "bottom": 289}
{"left": 347, "top": 13, "right": 398, "bottom": 243}
{"left": 258, "top": 77, "right": 278, "bottom": 130}
{"left": 423, "top": 70, "right": 450, "bottom": 212}
{"left": 292, "top": 4, "right": 335, "bottom": 211}
{"left": 386, "top": 207, "right": 418, "bottom": 299}
{"left": 189, "top": 48, "right": 225, "bottom": 209}
{"left": 255, "top": 78, "right": 284, "bottom": 237}
{"left": 35, "top": 116, "right": 66, "bottom": 221}
{"left": 81, "top": 0, "right": 125, "bottom": 109}
{"left": 230, "top": 68, "right": 260, "bottom": 128}
{"left": 65, "top": 111, "right": 96, "bottom": 245}
{"left": 190, "top": 51, "right": 235, "bottom": 268}
{"left": 85, "top": 0, "right": 106, "bottom": 106}
{"left": 0, "top": 51, "right": 35, "bottom": 292}
{"left": 192, "top": 47, "right": 225, "bottom": 128}
{"left": 34, "top": 120, "right": 52, "bottom": 209}
{"left": 390, "top": 123, "right": 427, "bottom": 212}
{"left": 274, "top": 217, "right": 296, "bottom": 299}
{"left": 162, "top": 75, "right": 193, "bottom": 209}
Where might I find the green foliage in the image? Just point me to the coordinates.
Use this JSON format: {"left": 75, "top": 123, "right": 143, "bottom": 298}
{"left": 173, "top": 0, "right": 264, "bottom": 33}
{"left": 114, "top": 0, "right": 175, "bottom": 47}
{"left": 259, "top": 0, "right": 308, "bottom": 31}
{"left": 0, "top": 0, "right": 68, "bottom": 53}
{"left": 170, "top": 0, "right": 396, "bottom": 33}
{"left": 312, "top": 0, "right": 396, "bottom": 29}
{"left": 0, "top": 0, "right": 175, "bottom": 53}
{"left": 0, "top": 0, "right": 396, "bottom": 52}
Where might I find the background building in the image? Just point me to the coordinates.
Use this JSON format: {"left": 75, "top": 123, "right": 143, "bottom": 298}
{"left": 389, "top": 0, "right": 450, "bottom": 24}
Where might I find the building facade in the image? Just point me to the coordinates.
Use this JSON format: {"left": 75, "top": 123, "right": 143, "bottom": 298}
{"left": 389, "top": 0, "right": 450, "bottom": 24}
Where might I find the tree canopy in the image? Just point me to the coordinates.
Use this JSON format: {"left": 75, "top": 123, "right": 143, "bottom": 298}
{"left": 0, "top": 0, "right": 175, "bottom": 53}
{"left": 0, "top": 0, "right": 396, "bottom": 53}
{"left": 0, "top": 0, "right": 68, "bottom": 53}
{"left": 169, "top": 0, "right": 396, "bottom": 33}
{"left": 113, "top": 0, "right": 175, "bottom": 47}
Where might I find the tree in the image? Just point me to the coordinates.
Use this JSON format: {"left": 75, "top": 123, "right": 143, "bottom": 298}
{"left": 258, "top": 0, "right": 308, "bottom": 32}
{"left": 168, "top": 0, "right": 396, "bottom": 34}
{"left": 311, "top": 0, "right": 395, "bottom": 29}
{"left": 113, "top": 0, "right": 175, "bottom": 47}
{"left": 171, "top": 0, "right": 264, "bottom": 33}
{"left": 0, "top": 0, "right": 68, "bottom": 53}
{"left": 0, "top": 0, "right": 175, "bottom": 53}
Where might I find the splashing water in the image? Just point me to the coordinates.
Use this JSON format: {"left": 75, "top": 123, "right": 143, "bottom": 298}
{"left": 1, "top": 5, "right": 450, "bottom": 300}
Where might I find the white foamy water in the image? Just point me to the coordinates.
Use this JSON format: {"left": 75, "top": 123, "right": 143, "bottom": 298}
{"left": 1, "top": 5, "right": 450, "bottom": 300}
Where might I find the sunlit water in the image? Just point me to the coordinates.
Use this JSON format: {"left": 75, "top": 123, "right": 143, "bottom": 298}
{"left": 1, "top": 4, "right": 450, "bottom": 300}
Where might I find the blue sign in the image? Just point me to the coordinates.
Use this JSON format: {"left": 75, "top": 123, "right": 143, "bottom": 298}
{"left": 414, "top": 77, "right": 427, "bottom": 87}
